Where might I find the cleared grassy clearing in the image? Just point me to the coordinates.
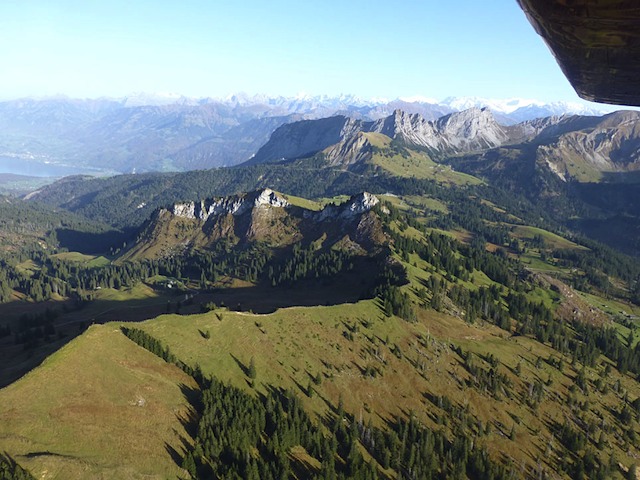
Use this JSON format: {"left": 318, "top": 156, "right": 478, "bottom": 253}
{"left": 372, "top": 149, "right": 482, "bottom": 185}
{"left": 51, "top": 252, "right": 112, "bottom": 267}
{"left": 15, "top": 259, "right": 38, "bottom": 277}
{"left": 520, "top": 253, "right": 568, "bottom": 273}
{"left": 511, "top": 225, "right": 588, "bottom": 251}
{"left": 578, "top": 291, "right": 640, "bottom": 319}
{"left": 402, "top": 194, "right": 449, "bottom": 213}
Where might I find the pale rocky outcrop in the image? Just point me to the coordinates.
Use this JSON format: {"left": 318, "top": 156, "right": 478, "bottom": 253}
{"left": 171, "top": 188, "right": 289, "bottom": 221}
{"left": 171, "top": 189, "right": 380, "bottom": 225}
{"left": 312, "top": 192, "right": 380, "bottom": 221}
{"left": 534, "top": 110, "right": 640, "bottom": 181}
{"left": 323, "top": 133, "right": 373, "bottom": 166}
{"left": 250, "top": 107, "right": 512, "bottom": 167}
{"left": 132, "top": 189, "right": 385, "bottom": 260}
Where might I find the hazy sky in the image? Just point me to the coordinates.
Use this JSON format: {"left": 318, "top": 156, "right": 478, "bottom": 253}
{"left": 0, "top": 0, "right": 589, "bottom": 103}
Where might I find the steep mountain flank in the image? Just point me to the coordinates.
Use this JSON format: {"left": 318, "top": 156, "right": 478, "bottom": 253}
{"left": 453, "top": 110, "right": 640, "bottom": 185}
{"left": 245, "top": 116, "right": 362, "bottom": 165}
{"left": 249, "top": 108, "right": 640, "bottom": 184}
{"left": 249, "top": 108, "right": 512, "bottom": 166}
{"left": 123, "top": 189, "right": 385, "bottom": 260}
{"left": 322, "top": 132, "right": 374, "bottom": 167}
{"left": 409, "top": 107, "right": 508, "bottom": 151}
{"left": 535, "top": 110, "right": 640, "bottom": 182}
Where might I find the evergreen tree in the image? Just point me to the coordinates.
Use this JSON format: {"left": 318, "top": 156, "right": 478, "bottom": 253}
{"left": 248, "top": 356, "right": 257, "bottom": 379}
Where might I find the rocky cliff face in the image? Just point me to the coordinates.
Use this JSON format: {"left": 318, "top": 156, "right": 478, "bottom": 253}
{"left": 245, "top": 116, "right": 362, "bottom": 165}
{"left": 372, "top": 107, "right": 509, "bottom": 152}
{"left": 535, "top": 111, "right": 640, "bottom": 182}
{"left": 310, "top": 192, "right": 380, "bottom": 221}
{"left": 508, "top": 114, "right": 602, "bottom": 144}
{"left": 170, "top": 189, "right": 379, "bottom": 224}
{"left": 125, "top": 190, "right": 385, "bottom": 260}
{"left": 249, "top": 108, "right": 512, "bottom": 166}
{"left": 171, "top": 188, "right": 289, "bottom": 221}
{"left": 322, "top": 133, "right": 373, "bottom": 167}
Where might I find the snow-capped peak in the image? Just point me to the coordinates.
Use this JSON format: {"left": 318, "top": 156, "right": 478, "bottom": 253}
{"left": 439, "top": 96, "right": 616, "bottom": 117}
{"left": 441, "top": 96, "right": 543, "bottom": 114}
{"left": 96, "top": 91, "right": 630, "bottom": 122}
{"left": 122, "top": 91, "right": 187, "bottom": 107}
{"left": 398, "top": 95, "right": 439, "bottom": 104}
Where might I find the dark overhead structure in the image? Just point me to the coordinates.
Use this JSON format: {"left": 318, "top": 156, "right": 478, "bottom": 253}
{"left": 517, "top": 0, "right": 640, "bottom": 106}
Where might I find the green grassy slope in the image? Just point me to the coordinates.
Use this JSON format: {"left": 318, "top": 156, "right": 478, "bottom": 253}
{"left": 0, "top": 324, "right": 196, "bottom": 480}
{"left": 122, "top": 290, "right": 639, "bottom": 478}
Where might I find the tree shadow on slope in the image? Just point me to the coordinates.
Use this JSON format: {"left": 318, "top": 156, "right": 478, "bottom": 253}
{"left": 54, "top": 228, "right": 132, "bottom": 254}
{"left": 199, "top": 263, "right": 382, "bottom": 314}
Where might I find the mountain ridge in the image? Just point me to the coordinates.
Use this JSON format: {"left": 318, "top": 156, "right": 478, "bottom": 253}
{"left": 0, "top": 94, "right": 624, "bottom": 175}
{"left": 248, "top": 107, "right": 514, "bottom": 166}
{"left": 248, "top": 107, "right": 640, "bottom": 182}
{"left": 123, "top": 189, "right": 385, "bottom": 261}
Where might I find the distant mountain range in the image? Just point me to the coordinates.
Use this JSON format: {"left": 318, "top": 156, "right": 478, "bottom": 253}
{"left": 117, "top": 92, "right": 612, "bottom": 120}
{"left": 248, "top": 107, "right": 513, "bottom": 166}
{"left": 0, "top": 94, "right": 620, "bottom": 176}
{"left": 248, "top": 107, "right": 640, "bottom": 181}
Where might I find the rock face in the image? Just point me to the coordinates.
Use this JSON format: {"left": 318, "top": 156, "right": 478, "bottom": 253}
{"left": 245, "top": 116, "right": 362, "bottom": 165}
{"left": 434, "top": 108, "right": 509, "bottom": 150}
{"left": 171, "top": 188, "right": 289, "bottom": 221}
{"left": 323, "top": 133, "right": 373, "bottom": 167}
{"left": 249, "top": 106, "right": 640, "bottom": 185}
{"left": 249, "top": 108, "right": 511, "bottom": 166}
{"left": 126, "top": 190, "right": 384, "bottom": 260}
{"left": 534, "top": 110, "right": 640, "bottom": 182}
{"left": 375, "top": 108, "right": 508, "bottom": 152}
{"left": 170, "top": 189, "right": 378, "bottom": 223}
{"left": 312, "top": 192, "right": 380, "bottom": 221}
{"left": 505, "top": 114, "right": 598, "bottom": 144}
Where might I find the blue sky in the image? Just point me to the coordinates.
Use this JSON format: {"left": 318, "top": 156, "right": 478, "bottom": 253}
{"left": 0, "top": 1, "right": 586, "bottom": 103}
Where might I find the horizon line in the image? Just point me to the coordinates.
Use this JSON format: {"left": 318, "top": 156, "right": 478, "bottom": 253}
{"left": 0, "top": 91, "right": 621, "bottom": 112}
